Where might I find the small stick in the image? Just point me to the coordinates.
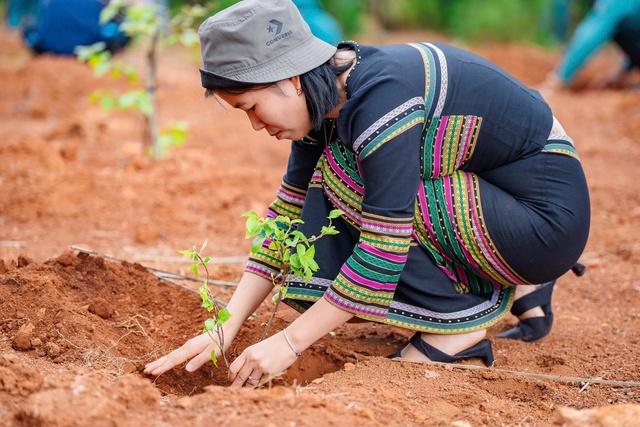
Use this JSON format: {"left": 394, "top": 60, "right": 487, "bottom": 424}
{"left": 579, "top": 381, "right": 593, "bottom": 393}
{"left": 391, "top": 358, "right": 640, "bottom": 387}
{"left": 128, "top": 254, "right": 247, "bottom": 265}
{"left": 0, "top": 241, "right": 26, "bottom": 247}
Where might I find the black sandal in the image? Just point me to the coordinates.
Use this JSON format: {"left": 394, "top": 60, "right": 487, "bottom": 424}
{"left": 495, "top": 262, "right": 587, "bottom": 343}
{"left": 495, "top": 280, "right": 555, "bottom": 343}
{"left": 388, "top": 332, "right": 495, "bottom": 367}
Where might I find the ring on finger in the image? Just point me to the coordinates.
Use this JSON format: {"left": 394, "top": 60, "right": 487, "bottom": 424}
{"left": 248, "top": 375, "right": 260, "bottom": 381}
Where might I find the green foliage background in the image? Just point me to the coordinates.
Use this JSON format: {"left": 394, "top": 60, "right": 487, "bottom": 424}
{"left": 165, "top": 0, "right": 593, "bottom": 47}
{"left": 1, "top": 0, "right": 594, "bottom": 47}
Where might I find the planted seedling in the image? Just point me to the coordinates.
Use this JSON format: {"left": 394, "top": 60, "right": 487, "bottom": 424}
{"left": 242, "top": 209, "right": 343, "bottom": 340}
{"left": 179, "top": 240, "right": 231, "bottom": 368}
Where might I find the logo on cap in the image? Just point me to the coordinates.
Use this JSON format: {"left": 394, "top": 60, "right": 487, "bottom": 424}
{"left": 268, "top": 19, "right": 283, "bottom": 36}
{"left": 265, "top": 18, "right": 292, "bottom": 46}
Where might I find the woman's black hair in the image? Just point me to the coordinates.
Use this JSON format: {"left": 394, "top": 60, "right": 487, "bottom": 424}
{"left": 204, "top": 48, "right": 354, "bottom": 131}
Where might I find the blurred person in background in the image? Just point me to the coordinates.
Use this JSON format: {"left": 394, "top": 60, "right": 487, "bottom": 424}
{"left": 6, "top": 0, "right": 130, "bottom": 55}
{"left": 5, "top": 0, "right": 168, "bottom": 56}
{"left": 542, "top": 0, "right": 640, "bottom": 90}
{"left": 144, "top": 0, "right": 591, "bottom": 387}
{"left": 293, "top": 0, "right": 343, "bottom": 46}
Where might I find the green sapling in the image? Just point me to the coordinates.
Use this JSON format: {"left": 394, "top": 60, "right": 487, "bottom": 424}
{"left": 179, "top": 240, "right": 231, "bottom": 368}
{"left": 242, "top": 209, "right": 343, "bottom": 340}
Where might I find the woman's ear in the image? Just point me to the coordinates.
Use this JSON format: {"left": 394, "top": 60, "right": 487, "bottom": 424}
{"left": 289, "top": 75, "right": 302, "bottom": 95}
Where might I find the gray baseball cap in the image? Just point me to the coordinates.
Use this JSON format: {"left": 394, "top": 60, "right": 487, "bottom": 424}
{"left": 198, "top": 0, "right": 338, "bottom": 87}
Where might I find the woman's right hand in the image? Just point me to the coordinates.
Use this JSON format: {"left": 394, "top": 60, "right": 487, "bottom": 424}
{"left": 143, "top": 332, "right": 228, "bottom": 376}
{"left": 143, "top": 272, "right": 275, "bottom": 377}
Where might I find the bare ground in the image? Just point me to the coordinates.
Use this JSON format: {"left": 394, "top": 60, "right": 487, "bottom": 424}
{"left": 1, "top": 27, "right": 639, "bottom": 427}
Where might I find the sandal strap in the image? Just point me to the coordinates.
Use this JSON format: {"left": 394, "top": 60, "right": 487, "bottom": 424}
{"left": 511, "top": 281, "right": 555, "bottom": 316}
{"left": 407, "top": 332, "right": 494, "bottom": 366}
{"left": 409, "top": 332, "right": 455, "bottom": 362}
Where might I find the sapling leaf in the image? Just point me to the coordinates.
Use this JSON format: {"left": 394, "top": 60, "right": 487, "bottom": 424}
{"left": 75, "top": 43, "right": 107, "bottom": 61}
{"left": 210, "top": 349, "right": 218, "bottom": 367}
{"left": 157, "top": 122, "right": 188, "bottom": 158}
{"left": 99, "top": 2, "right": 120, "bottom": 24}
{"left": 245, "top": 225, "right": 260, "bottom": 238}
{"left": 136, "top": 91, "right": 153, "bottom": 116}
{"left": 76, "top": 0, "right": 216, "bottom": 160}
{"left": 243, "top": 213, "right": 260, "bottom": 238}
{"left": 251, "top": 236, "right": 266, "bottom": 254}
{"left": 110, "top": 68, "right": 123, "bottom": 79}
{"left": 190, "top": 263, "right": 199, "bottom": 277}
{"left": 277, "top": 215, "right": 291, "bottom": 225}
{"left": 98, "top": 95, "right": 115, "bottom": 111}
{"left": 296, "top": 243, "right": 306, "bottom": 256}
{"left": 123, "top": 64, "right": 138, "bottom": 82}
{"left": 241, "top": 211, "right": 258, "bottom": 219}
{"left": 290, "top": 253, "right": 301, "bottom": 270}
{"left": 177, "top": 249, "right": 192, "bottom": 258}
{"left": 308, "top": 258, "right": 319, "bottom": 272}
{"left": 300, "top": 268, "right": 312, "bottom": 282}
{"left": 179, "top": 29, "right": 200, "bottom": 46}
{"left": 246, "top": 226, "right": 262, "bottom": 239}
{"left": 307, "top": 244, "right": 316, "bottom": 257}
{"left": 117, "top": 90, "right": 141, "bottom": 108}
{"left": 328, "top": 209, "right": 344, "bottom": 219}
{"left": 204, "top": 318, "right": 215, "bottom": 332}
{"left": 164, "top": 33, "right": 179, "bottom": 46}
{"left": 264, "top": 222, "right": 277, "bottom": 236}
{"left": 274, "top": 229, "right": 285, "bottom": 241}
{"left": 198, "top": 286, "right": 206, "bottom": 300}
{"left": 202, "top": 300, "right": 213, "bottom": 311}
{"left": 321, "top": 225, "right": 339, "bottom": 235}
{"left": 217, "top": 308, "right": 232, "bottom": 325}
{"left": 94, "top": 60, "right": 111, "bottom": 76}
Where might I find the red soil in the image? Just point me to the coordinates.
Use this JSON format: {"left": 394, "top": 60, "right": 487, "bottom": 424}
{"left": 1, "top": 27, "right": 639, "bottom": 426}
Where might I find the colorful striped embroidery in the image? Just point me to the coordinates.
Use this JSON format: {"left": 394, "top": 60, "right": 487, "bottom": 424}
{"left": 271, "top": 181, "right": 307, "bottom": 218}
{"left": 352, "top": 98, "right": 426, "bottom": 159}
{"left": 422, "top": 115, "right": 482, "bottom": 179}
{"left": 285, "top": 274, "right": 514, "bottom": 333}
{"left": 413, "top": 170, "right": 528, "bottom": 294}
{"left": 408, "top": 43, "right": 447, "bottom": 117}
{"left": 326, "top": 240, "right": 410, "bottom": 318}
{"left": 542, "top": 142, "right": 579, "bottom": 160}
{"left": 317, "top": 142, "right": 364, "bottom": 230}
{"left": 407, "top": 43, "right": 437, "bottom": 115}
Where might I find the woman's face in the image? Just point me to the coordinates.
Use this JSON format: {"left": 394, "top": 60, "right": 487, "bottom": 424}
{"left": 217, "top": 77, "right": 312, "bottom": 141}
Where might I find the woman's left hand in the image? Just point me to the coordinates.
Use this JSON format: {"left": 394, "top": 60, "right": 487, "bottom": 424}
{"left": 229, "top": 330, "right": 300, "bottom": 388}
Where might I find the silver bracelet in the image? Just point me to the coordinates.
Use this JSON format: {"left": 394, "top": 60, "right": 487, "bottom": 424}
{"left": 282, "top": 328, "right": 302, "bottom": 357}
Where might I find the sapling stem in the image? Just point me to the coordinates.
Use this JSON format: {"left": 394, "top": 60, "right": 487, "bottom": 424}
{"left": 179, "top": 241, "right": 231, "bottom": 369}
{"left": 259, "top": 265, "right": 289, "bottom": 341}
{"left": 243, "top": 209, "right": 343, "bottom": 344}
